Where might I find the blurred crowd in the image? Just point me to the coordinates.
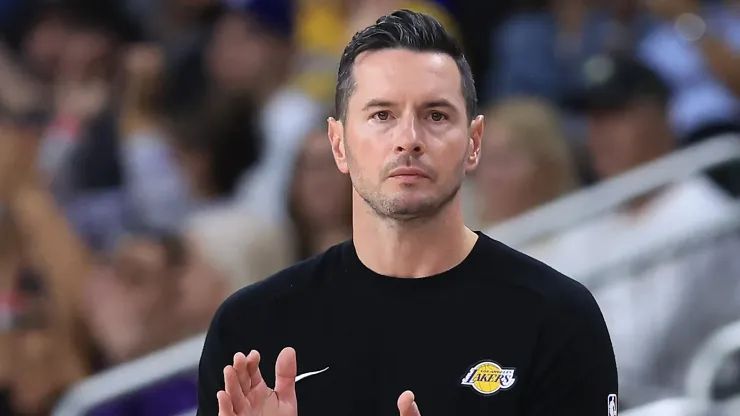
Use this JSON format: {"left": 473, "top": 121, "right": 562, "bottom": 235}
{"left": 0, "top": 0, "right": 739, "bottom": 415}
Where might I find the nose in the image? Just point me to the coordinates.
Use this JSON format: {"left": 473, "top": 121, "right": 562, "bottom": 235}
{"left": 394, "top": 116, "right": 426, "bottom": 156}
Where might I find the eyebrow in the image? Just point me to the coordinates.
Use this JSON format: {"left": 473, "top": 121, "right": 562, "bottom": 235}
{"left": 361, "top": 98, "right": 459, "bottom": 112}
{"left": 421, "top": 99, "right": 457, "bottom": 112}
{"left": 362, "top": 99, "right": 395, "bottom": 111}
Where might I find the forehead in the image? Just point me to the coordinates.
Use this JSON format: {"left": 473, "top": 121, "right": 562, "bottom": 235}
{"left": 349, "top": 49, "right": 464, "bottom": 109}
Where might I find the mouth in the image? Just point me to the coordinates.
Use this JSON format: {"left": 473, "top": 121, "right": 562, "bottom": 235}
{"left": 388, "top": 167, "right": 430, "bottom": 179}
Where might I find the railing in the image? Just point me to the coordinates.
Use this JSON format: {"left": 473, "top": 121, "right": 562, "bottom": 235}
{"left": 686, "top": 319, "right": 740, "bottom": 401}
{"left": 620, "top": 397, "right": 713, "bottom": 416}
{"left": 574, "top": 202, "right": 740, "bottom": 289}
{"left": 486, "top": 135, "right": 740, "bottom": 248}
{"left": 52, "top": 334, "right": 205, "bottom": 416}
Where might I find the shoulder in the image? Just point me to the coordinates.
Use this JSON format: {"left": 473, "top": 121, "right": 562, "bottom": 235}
{"left": 211, "top": 241, "right": 347, "bottom": 326}
{"left": 475, "top": 233, "right": 602, "bottom": 319}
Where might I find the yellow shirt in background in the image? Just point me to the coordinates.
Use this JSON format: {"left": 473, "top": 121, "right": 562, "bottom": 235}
{"left": 293, "top": 1, "right": 459, "bottom": 105}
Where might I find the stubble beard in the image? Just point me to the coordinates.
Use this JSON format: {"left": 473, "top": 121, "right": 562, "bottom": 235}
{"left": 346, "top": 145, "right": 466, "bottom": 223}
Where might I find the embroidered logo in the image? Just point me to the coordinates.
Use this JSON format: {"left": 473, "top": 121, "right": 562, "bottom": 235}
{"left": 608, "top": 394, "right": 618, "bottom": 416}
{"left": 461, "top": 361, "right": 516, "bottom": 395}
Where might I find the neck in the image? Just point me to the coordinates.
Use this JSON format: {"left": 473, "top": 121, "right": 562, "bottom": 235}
{"left": 352, "top": 193, "right": 478, "bottom": 278}
{"left": 308, "top": 226, "right": 351, "bottom": 255}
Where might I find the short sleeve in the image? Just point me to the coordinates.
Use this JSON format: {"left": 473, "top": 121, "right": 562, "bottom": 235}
{"left": 521, "top": 283, "right": 619, "bottom": 415}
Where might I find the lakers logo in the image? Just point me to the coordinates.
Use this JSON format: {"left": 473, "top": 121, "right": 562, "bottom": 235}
{"left": 461, "top": 361, "right": 516, "bottom": 395}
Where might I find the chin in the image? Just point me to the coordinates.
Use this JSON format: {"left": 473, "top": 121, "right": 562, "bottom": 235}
{"left": 385, "top": 195, "right": 446, "bottom": 219}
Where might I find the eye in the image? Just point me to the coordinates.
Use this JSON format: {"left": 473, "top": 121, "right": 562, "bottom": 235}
{"left": 429, "top": 111, "right": 448, "bottom": 122}
{"left": 372, "top": 111, "right": 390, "bottom": 121}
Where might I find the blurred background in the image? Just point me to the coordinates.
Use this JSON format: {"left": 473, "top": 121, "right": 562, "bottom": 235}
{"left": 0, "top": 0, "right": 739, "bottom": 415}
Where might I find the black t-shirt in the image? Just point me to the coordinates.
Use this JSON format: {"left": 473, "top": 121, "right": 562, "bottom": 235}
{"left": 197, "top": 233, "right": 618, "bottom": 415}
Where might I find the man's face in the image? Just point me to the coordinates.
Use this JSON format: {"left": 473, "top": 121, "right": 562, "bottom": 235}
{"left": 207, "top": 12, "right": 286, "bottom": 92}
{"left": 329, "top": 49, "right": 482, "bottom": 220}
{"left": 586, "top": 101, "right": 660, "bottom": 179}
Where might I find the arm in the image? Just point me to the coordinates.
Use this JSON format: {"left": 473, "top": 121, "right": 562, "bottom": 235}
{"left": 522, "top": 282, "right": 619, "bottom": 415}
{"left": 2, "top": 126, "right": 92, "bottom": 413}
{"left": 0, "top": 42, "right": 46, "bottom": 117}
{"left": 695, "top": 34, "right": 740, "bottom": 96}
{"left": 646, "top": 0, "right": 740, "bottom": 95}
{"left": 10, "top": 179, "right": 90, "bottom": 327}
{"left": 119, "top": 45, "right": 191, "bottom": 230}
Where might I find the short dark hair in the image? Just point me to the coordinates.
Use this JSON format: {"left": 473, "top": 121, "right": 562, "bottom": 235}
{"left": 335, "top": 9, "right": 477, "bottom": 122}
{"left": 170, "top": 95, "right": 263, "bottom": 198}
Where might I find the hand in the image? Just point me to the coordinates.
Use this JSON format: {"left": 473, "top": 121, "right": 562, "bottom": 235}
{"left": 55, "top": 81, "right": 109, "bottom": 121}
{"left": 646, "top": 0, "right": 699, "bottom": 20}
{"left": 120, "top": 44, "right": 165, "bottom": 135}
{"left": 0, "top": 123, "right": 40, "bottom": 203}
{"left": 397, "top": 390, "right": 422, "bottom": 416}
{"left": 218, "top": 348, "right": 298, "bottom": 416}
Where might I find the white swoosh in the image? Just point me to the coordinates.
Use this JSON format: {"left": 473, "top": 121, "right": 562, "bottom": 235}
{"left": 295, "top": 367, "right": 329, "bottom": 382}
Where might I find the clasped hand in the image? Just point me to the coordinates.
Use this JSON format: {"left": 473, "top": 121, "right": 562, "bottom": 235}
{"left": 218, "top": 347, "right": 421, "bottom": 416}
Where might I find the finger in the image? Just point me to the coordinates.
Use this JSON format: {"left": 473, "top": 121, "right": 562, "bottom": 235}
{"left": 223, "top": 366, "right": 246, "bottom": 413}
{"left": 246, "top": 350, "right": 269, "bottom": 396}
{"left": 274, "top": 347, "right": 298, "bottom": 405}
{"left": 217, "top": 390, "right": 237, "bottom": 416}
{"left": 397, "top": 390, "right": 421, "bottom": 416}
{"left": 233, "top": 352, "right": 251, "bottom": 396}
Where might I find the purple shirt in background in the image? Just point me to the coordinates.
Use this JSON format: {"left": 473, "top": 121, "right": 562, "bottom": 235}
{"left": 86, "top": 375, "right": 197, "bottom": 416}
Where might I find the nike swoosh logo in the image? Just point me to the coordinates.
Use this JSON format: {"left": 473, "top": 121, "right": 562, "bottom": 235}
{"left": 295, "top": 367, "right": 329, "bottom": 382}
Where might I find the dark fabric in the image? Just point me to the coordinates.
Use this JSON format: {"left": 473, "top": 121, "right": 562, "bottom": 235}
{"left": 70, "top": 109, "right": 123, "bottom": 191}
{"left": 196, "top": 233, "right": 618, "bottom": 415}
{"left": 0, "top": 388, "right": 15, "bottom": 416}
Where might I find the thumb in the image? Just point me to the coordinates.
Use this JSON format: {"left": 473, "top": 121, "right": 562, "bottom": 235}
{"left": 397, "top": 390, "right": 421, "bottom": 416}
{"left": 274, "top": 347, "right": 298, "bottom": 405}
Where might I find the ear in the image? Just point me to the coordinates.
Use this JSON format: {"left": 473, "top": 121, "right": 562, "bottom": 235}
{"left": 466, "top": 115, "right": 484, "bottom": 173}
{"left": 327, "top": 117, "right": 349, "bottom": 174}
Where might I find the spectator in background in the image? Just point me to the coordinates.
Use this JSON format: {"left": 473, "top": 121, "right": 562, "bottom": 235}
{"left": 14, "top": 1, "right": 69, "bottom": 82}
{"left": 35, "top": 0, "right": 138, "bottom": 191}
{"left": 118, "top": 44, "right": 192, "bottom": 233}
{"left": 167, "top": 96, "right": 264, "bottom": 214}
{"left": 19, "top": 0, "right": 144, "bottom": 251}
{"left": 85, "top": 232, "right": 188, "bottom": 365}
{"left": 83, "top": 207, "right": 291, "bottom": 416}
{"left": 0, "top": 121, "right": 95, "bottom": 415}
{"left": 533, "top": 54, "right": 740, "bottom": 408}
{"left": 638, "top": 0, "right": 740, "bottom": 142}
{"left": 88, "top": 198, "right": 291, "bottom": 364}
{"left": 288, "top": 127, "right": 353, "bottom": 259}
{"left": 181, "top": 207, "right": 292, "bottom": 330}
{"left": 117, "top": 44, "right": 267, "bottom": 230}
{"left": 490, "top": 0, "right": 652, "bottom": 105}
{"left": 206, "top": 0, "right": 322, "bottom": 225}
{"left": 539, "top": 53, "right": 738, "bottom": 276}
{"left": 473, "top": 97, "right": 579, "bottom": 230}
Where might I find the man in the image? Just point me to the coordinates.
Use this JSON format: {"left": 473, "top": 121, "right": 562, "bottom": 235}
{"left": 206, "top": 0, "right": 322, "bottom": 225}
{"left": 197, "top": 10, "right": 618, "bottom": 416}
{"left": 537, "top": 54, "right": 739, "bottom": 408}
